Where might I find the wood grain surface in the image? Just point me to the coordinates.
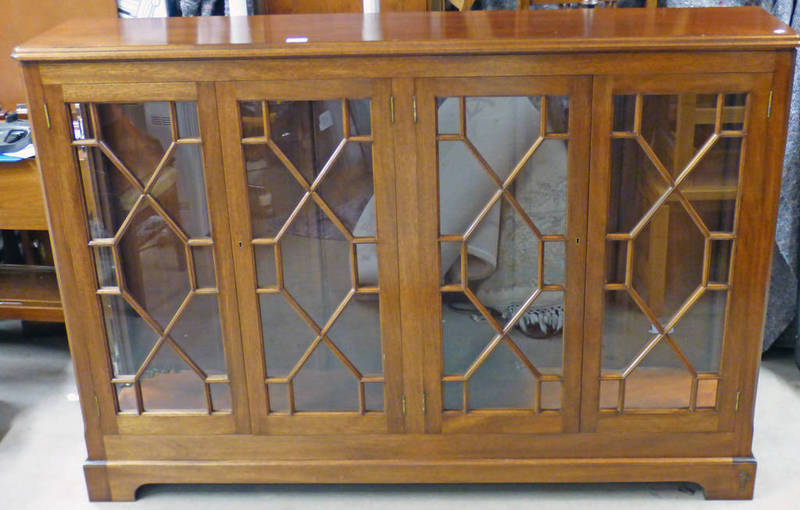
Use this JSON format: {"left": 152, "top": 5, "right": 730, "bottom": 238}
{"left": 12, "top": 7, "right": 799, "bottom": 63}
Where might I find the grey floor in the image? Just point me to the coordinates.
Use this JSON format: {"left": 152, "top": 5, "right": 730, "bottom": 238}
{"left": 1, "top": 319, "right": 799, "bottom": 509}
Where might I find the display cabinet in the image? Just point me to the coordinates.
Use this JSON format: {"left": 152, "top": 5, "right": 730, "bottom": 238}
{"left": 13, "top": 6, "right": 798, "bottom": 501}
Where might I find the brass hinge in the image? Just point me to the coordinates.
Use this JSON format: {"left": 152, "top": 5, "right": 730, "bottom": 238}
{"left": 44, "top": 104, "right": 51, "bottom": 129}
{"left": 94, "top": 394, "right": 100, "bottom": 417}
{"left": 412, "top": 95, "right": 418, "bottom": 123}
{"left": 390, "top": 95, "right": 395, "bottom": 124}
{"left": 422, "top": 392, "right": 427, "bottom": 414}
{"left": 401, "top": 394, "right": 406, "bottom": 415}
{"left": 735, "top": 391, "right": 741, "bottom": 411}
{"left": 767, "top": 89, "right": 773, "bottom": 118}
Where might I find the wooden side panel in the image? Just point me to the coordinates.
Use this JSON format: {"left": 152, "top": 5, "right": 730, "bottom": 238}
{"left": 733, "top": 51, "right": 796, "bottom": 453}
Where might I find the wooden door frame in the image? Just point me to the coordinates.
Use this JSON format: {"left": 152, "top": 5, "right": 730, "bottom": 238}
{"left": 408, "top": 75, "right": 592, "bottom": 435}
{"left": 581, "top": 72, "right": 774, "bottom": 434}
{"left": 38, "top": 80, "right": 248, "bottom": 435}
{"left": 216, "top": 78, "right": 404, "bottom": 435}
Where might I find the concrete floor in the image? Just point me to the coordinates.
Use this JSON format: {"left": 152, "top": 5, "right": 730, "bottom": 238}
{"left": 1, "top": 319, "right": 799, "bottom": 509}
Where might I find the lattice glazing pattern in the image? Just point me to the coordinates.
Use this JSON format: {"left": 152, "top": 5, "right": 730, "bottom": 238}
{"left": 71, "top": 102, "right": 230, "bottom": 415}
{"left": 602, "top": 93, "right": 747, "bottom": 412}
{"left": 437, "top": 95, "right": 569, "bottom": 413}
{"left": 240, "top": 98, "right": 382, "bottom": 414}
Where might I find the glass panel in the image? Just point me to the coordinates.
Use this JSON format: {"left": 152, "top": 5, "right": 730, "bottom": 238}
{"left": 442, "top": 297, "right": 496, "bottom": 376}
{"left": 347, "top": 98, "right": 371, "bottom": 136}
{"left": 93, "top": 246, "right": 116, "bottom": 288}
{"left": 438, "top": 140, "right": 497, "bottom": 236}
{"left": 624, "top": 343, "right": 692, "bottom": 410}
{"left": 115, "top": 383, "right": 137, "bottom": 412}
{"left": 545, "top": 96, "right": 569, "bottom": 135}
{"left": 599, "top": 379, "right": 621, "bottom": 410}
{"left": 640, "top": 95, "right": 678, "bottom": 168}
{"left": 612, "top": 95, "right": 636, "bottom": 132}
{"left": 259, "top": 293, "right": 314, "bottom": 378}
{"left": 155, "top": 143, "right": 211, "bottom": 238}
{"left": 671, "top": 290, "right": 727, "bottom": 374}
{"left": 327, "top": 299, "right": 382, "bottom": 376}
{"left": 437, "top": 97, "right": 459, "bottom": 135}
{"left": 605, "top": 240, "right": 626, "bottom": 286}
{"left": 443, "top": 381, "right": 462, "bottom": 411}
{"left": 293, "top": 344, "right": 358, "bottom": 412}
{"left": 607, "top": 138, "right": 668, "bottom": 235}
{"left": 96, "top": 102, "right": 170, "bottom": 185}
{"left": 192, "top": 245, "right": 216, "bottom": 289}
{"left": 170, "top": 294, "right": 227, "bottom": 375}
{"left": 466, "top": 96, "right": 540, "bottom": 174}
{"left": 76, "top": 146, "right": 139, "bottom": 239}
{"left": 603, "top": 92, "right": 743, "bottom": 411}
{"left": 438, "top": 95, "right": 568, "bottom": 412}
{"left": 247, "top": 96, "right": 382, "bottom": 413}
{"left": 317, "top": 142, "right": 373, "bottom": 235}
{"left": 540, "top": 380, "right": 561, "bottom": 411}
{"left": 281, "top": 203, "right": 350, "bottom": 326}
{"left": 268, "top": 383, "right": 289, "bottom": 413}
{"left": 269, "top": 99, "right": 344, "bottom": 176}
{"left": 630, "top": 205, "right": 705, "bottom": 324}
{"left": 722, "top": 93, "right": 746, "bottom": 131}
{"left": 543, "top": 241, "right": 565, "bottom": 286}
{"left": 176, "top": 102, "right": 199, "bottom": 139}
{"left": 140, "top": 345, "right": 207, "bottom": 412}
{"left": 697, "top": 378, "right": 719, "bottom": 408}
{"left": 365, "top": 382, "right": 383, "bottom": 412}
{"left": 355, "top": 243, "right": 378, "bottom": 287}
{"left": 239, "top": 101, "right": 264, "bottom": 138}
{"left": 469, "top": 340, "right": 536, "bottom": 410}
{"left": 254, "top": 244, "right": 277, "bottom": 289}
{"left": 709, "top": 240, "right": 733, "bottom": 283}
{"left": 100, "top": 294, "right": 158, "bottom": 377}
{"left": 210, "top": 383, "right": 231, "bottom": 412}
{"left": 69, "top": 103, "right": 92, "bottom": 140}
{"left": 677, "top": 136, "right": 741, "bottom": 233}
{"left": 74, "top": 100, "right": 226, "bottom": 413}
{"left": 246, "top": 145, "right": 305, "bottom": 239}
{"left": 119, "top": 204, "right": 191, "bottom": 329}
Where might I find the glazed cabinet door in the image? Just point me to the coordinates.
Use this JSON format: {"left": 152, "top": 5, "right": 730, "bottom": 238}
{"left": 409, "top": 77, "right": 591, "bottom": 434}
{"left": 41, "top": 82, "right": 248, "bottom": 435}
{"left": 582, "top": 73, "right": 773, "bottom": 434}
{"left": 217, "top": 79, "right": 403, "bottom": 434}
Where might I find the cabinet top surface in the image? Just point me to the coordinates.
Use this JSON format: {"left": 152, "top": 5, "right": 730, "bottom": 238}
{"left": 12, "top": 7, "right": 798, "bottom": 62}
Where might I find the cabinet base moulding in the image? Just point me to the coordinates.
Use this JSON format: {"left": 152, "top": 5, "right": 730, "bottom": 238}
{"left": 84, "top": 456, "right": 756, "bottom": 502}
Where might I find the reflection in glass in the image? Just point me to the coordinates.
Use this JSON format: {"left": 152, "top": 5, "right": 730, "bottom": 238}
{"left": 93, "top": 246, "right": 116, "bottom": 288}
{"left": 73, "top": 101, "right": 228, "bottom": 413}
{"left": 437, "top": 95, "right": 568, "bottom": 412}
{"left": 100, "top": 294, "right": 158, "bottom": 377}
{"left": 192, "top": 245, "right": 216, "bottom": 289}
{"left": 243, "top": 98, "right": 383, "bottom": 413}
{"left": 603, "top": 93, "right": 744, "bottom": 411}
{"left": 210, "top": 383, "right": 232, "bottom": 412}
{"left": 140, "top": 345, "right": 206, "bottom": 412}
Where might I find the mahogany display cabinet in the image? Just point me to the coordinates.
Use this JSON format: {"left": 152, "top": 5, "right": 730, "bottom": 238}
{"left": 13, "top": 6, "right": 798, "bottom": 501}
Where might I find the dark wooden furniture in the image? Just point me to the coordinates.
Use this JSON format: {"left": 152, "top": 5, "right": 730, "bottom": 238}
{"left": 13, "top": 7, "right": 798, "bottom": 501}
